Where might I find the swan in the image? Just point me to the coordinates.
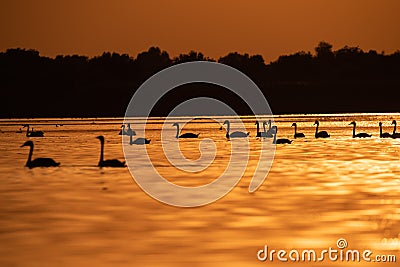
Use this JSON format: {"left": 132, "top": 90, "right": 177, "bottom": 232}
{"left": 129, "top": 132, "right": 150, "bottom": 145}
{"left": 119, "top": 124, "right": 136, "bottom": 136}
{"left": 20, "top": 140, "right": 60, "bottom": 168}
{"left": 272, "top": 126, "right": 292, "bottom": 144}
{"left": 314, "top": 120, "right": 330, "bottom": 138}
{"left": 262, "top": 121, "right": 273, "bottom": 138}
{"left": 119, "top": 124, "right": 127, "bottom": 135}
{"left": 255, "top": 121, "right": 268, "bottom": 137}
{"left": 379, "top": 122, "right": 392, "bottom": 138}
{"left": 223, "top": 120, "right": 249, "bottom": 138}
{"left": 23, "top": 124, "right": 44, "bottom": 137}
{"left": 126, "top": 123, "right": 136, "bottom": 136}
{"left": 392, "top": 120, "right": 400, "bottom": 138}
{"left": 172, "top": 122, "right": 199, "bottom": 138}
{"left": 349, "top": 121, "right": 372, "bottom": 138}
{"left": 96, "top": 136, "right": 125, "bottom": 167}
{"left": 291, "top": 123, "right": 305, "bottom": 138}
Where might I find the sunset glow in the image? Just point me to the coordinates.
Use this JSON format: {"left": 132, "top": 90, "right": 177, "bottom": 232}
{"left": 1, "top": 0, "right": 399, "bottom": 61}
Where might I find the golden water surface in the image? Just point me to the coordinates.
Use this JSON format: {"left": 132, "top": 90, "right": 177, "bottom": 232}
{"left": 0, "top": 114, "right": 399, "bottom": 266}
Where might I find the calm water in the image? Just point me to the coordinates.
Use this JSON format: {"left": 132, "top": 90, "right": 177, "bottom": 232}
{"left": 0, "top": 114, "right": 399, "bottom": 266}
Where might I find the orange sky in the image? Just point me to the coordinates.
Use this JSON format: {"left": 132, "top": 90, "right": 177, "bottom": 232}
{"left": 1, "top": 0, "right": 399, "bottom": 62}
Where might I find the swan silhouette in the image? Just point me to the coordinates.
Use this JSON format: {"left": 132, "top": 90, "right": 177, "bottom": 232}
{"left": 119, "top": 124, "right": 136, "bottom": 136}
{"left": 23, "top": 124, "right": 44, "bottom": 137}
{"left": 119, "top": 125, "right": 127, "bottom": 135}
{"left": 391, "top": 120, "right": 400, "bottom": 138}
{"left": 262, "top": 120, "right": 274, "bottom": 138}
{"left": 129, "top": 131, "right": 150, "bottom": 145}
{"left": 96, "top": 136, "right": 125, "bottom": 167}
{"left": 255, "top": 121, "right": 268, "bottom": 137}
{"left": 272, "top": 126, "right": 292, "bottom": 144}
{"left": 291, "top": 123, "right": 305, "bottom": 138}
{"left": 20, "top": 140, "right": 60, "bottom": 168}
{"left": 223, "top": 120, "right": 249, "bottom": 138}
{"left": 379, "top": 122, "right": 392, "bottom": 138}
{"left": 172, "top": 122, "right": 199, "bottom": 138}
{"left": 314, "top": 120, "right": 330, "bottom": 138}
{"left": 349, "top": 121, "right": 372, "bottom": 138}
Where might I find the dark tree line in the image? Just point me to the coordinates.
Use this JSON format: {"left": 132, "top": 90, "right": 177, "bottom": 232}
{"left": 1, "top": 42, "right": 399, "bottom": 118}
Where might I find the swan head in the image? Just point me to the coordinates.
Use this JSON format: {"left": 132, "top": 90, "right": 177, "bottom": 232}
{"left": 271, "top": 125, "right": 278, "bottom": 134}
{"left": 20, "top": 140, "right": 33, "bottom": 148}
{"left": 392, "top": 120, "right": 397, "bottom": 125}
{"left": 349, "top": 121, "right": 356, "bottom": 126}
{"left": 172, "top": 122, "right": 179, "bottom": 127}
{"left": 291, "top": 123, "right": 297, "bottom": 127}
{"left": 255, "top": 121, "right": 259, "bottom": 125}
{"left": 379, "top": 122, "right": 383, "bottom": 126}
{"left": 263, "top": 121, "right": 267, "bottom": 126}
{"left": 96, "top": 135, "right": 105, "bottom": 143}
{"left": 314, "top": 120, "right": 319, "bottom": 126}
{"left": 223, "top": 120, "right": 229, "bottom": 125}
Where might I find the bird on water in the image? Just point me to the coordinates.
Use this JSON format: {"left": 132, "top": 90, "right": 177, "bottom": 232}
{"left": 291, "top": 123, "right": 305, "bottom": 139}
{"left": 391, "top": 120, "right": 400, "bottom": 138}
{"left": 314, "top": 120, "right": 330, "bottom": 138}
{"left": 23, "top": 124, "right": 44, "bottom": 137}
{"left": 223, "top": 120, "right": 249, "bottom": 139}
{"left": 172, "top": 122, "right": 199, "bottom": 138}
{"left": 272, "top": 126, "right": 292, "bottom": 144}
{"left": 349, "top": 121, "right": 372, "bottom": 138}
{"left": 20, "top": 140, "right": 60, "bottom": 168}
{"left": 96, "top": 136, "right": 126, "bottom": 167}
{"left": 379, "top": 122, "right": 392, "bottom": 138}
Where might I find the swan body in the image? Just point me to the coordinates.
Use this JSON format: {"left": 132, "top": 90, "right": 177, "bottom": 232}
{"left": 272, "top": 126, "right": 292, "bottom": 144}
{"left": 24, "top": 124, "right": 44, "bottom": 137}
{"left": 223, "top": 120, "right": 249, "bottom": 138}
{"left": 392, "top": 120, "right": 400, "bottom": 138}
{"left": 379, "top": 122, "right": 392, "bottom": 138}
{"left": 349, "top": 121, "right": 372, "bottom": 138}
{"left": 96, "top": 136, "right": 125, "bottom": 167}
{"left": 314, "top": 120, "right": 330, "bottom": 138}
{"left": 172, "top": 122, "right": 199, "bottom": 138}
{"left": 129, "top": 133, "right": 150, "bottom": 145}
{"left": 291, "top": 123, "right": 305, "bottom": 138}
{"left": 20, "top": 141, "right": 60, "bottom": 168}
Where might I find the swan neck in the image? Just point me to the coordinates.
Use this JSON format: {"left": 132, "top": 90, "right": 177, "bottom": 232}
{"left": 27, "top": 144, "right": 33, "bottom": 165}
{"left": 175, "top": 124, "right": 179, "bottom": 138}
{"left": 294, "top": 125, "right": 297, "bottom": 134}
{"left": 263, "top": 123, "right": 266, "bottom": 134}
{"left": 353, "top": 124, "right": 356, "bottom": 137}
{"left": 394, "top": 123, "right": 397, "bottom": 134}
{"left": 315, "top": 124, "right": 319, "bottom": 135}
{"left": 99, "top": 140, "right": 104, "bottom": 164}
{"left": 380, "top": 125, "right": 382, "bottom": 137}
{"left": 226, "top": 122, "right": 230, "bottom": 135}
{"left": 256, "top": 122, "right": 260, "bottom": 134}
{"left": 273, "top": 133, "right": 277, "bottom": 144}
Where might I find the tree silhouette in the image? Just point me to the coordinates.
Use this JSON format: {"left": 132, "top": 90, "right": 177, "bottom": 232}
{"left": 1, "top": 41, "right": 400, "bottom": 118}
